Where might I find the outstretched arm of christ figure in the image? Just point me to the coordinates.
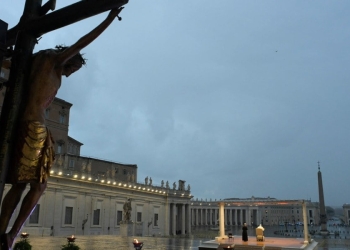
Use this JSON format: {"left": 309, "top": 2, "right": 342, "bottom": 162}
{"left": 56, "top": 7, "right": 124, "bottom": 66}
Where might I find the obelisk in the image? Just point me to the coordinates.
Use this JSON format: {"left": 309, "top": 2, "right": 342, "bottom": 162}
{"left": 317, "top": 162, "right": 329, "bottom": 235}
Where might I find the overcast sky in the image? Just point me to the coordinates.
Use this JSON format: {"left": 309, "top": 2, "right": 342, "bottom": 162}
{"left": 3, "top": 1, "right": 350, "bottom": 207}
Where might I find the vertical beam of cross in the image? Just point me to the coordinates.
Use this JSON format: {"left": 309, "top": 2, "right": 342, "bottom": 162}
{"left": 0, "top": 0, "right": 42, "bottom": 207}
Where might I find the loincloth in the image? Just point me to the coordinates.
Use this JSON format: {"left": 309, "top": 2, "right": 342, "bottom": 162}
{"left": 7, "top": 121, "right": 55, "bottom": 183}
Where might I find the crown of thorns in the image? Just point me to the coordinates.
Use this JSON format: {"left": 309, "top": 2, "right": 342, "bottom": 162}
{"left": 55, "top": 45, "right": 87, "bottom": 65}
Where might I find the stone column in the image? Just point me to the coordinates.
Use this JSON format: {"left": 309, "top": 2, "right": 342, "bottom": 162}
{"left": 165, "top": 200, "right": 170, "bottom": 236}
{"left": 186, "top": 204, "right": 191, "bottom": 234}
{"left": 181, "top": 204, "right": 186, "bottom": 235}
{"left": 191, "top": 208, "right": 194, "bottom": 226}
{"left": 204, "top": 208, "right": 208, "bottom": 226}
{"left": 172, "top": 203, "right": 176, "bottom": 235}
{"left": 219, "top": 202, "right": 225, "bottom": 237}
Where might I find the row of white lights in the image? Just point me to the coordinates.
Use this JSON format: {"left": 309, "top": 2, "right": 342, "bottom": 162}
{"left": 50, "top": 170, "right": 190, "bottom": 197}
{"left": 191, "top": 202, "right": 261, "bottom": 206}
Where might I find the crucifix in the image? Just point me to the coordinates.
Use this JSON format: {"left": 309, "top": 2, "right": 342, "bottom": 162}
{"left": 0, "top": 1, "right": 128, "bottom": 248}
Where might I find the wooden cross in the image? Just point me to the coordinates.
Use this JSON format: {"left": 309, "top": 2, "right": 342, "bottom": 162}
{"left": 0, "top": 0, "right": 129, "bottom": 205}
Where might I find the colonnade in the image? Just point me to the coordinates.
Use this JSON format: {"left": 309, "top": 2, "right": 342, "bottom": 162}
{"left": 168, "top": 202, "right": 191, "bottom": 235}
{"left": 191, "top": 206, "right": 261, "bottom": 227}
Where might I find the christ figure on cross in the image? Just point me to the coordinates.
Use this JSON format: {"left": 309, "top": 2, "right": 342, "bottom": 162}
{"left": 0, "top": 7, "right": 124, "bottom": 250}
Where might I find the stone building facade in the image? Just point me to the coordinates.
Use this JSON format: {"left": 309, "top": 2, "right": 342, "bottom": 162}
{"left": 343, "top": 204, "right": 350, "bottom": 225}
{"left": 2, "top": 173, "right": 192, "bottom": 237}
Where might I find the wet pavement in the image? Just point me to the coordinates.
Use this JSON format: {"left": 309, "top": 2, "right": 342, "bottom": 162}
{"left": 14, "top": 235, "right": 205, "bottom": 250}
{"left": 12, "top": 225, "right": 350, "bottom": 249}
{"left": 12, "top": 234, "right": 350, "bottom": 250}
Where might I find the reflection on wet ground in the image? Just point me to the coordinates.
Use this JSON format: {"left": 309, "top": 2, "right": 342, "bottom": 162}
{"left": 15, "top": 235, "right": 205, "bottom": 250}
{"left": 14, "top": 225, "right": 350, "bottom": 249}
